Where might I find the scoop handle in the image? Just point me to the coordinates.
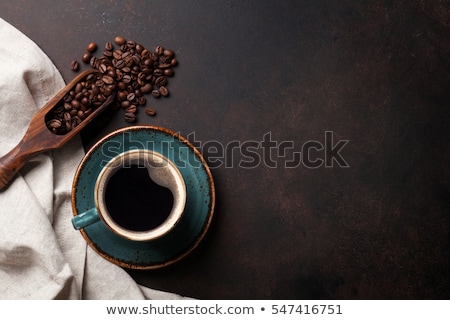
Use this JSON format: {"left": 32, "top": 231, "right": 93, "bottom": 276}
{"left": 0, "top": 141, "right": 36, "bottom": 190}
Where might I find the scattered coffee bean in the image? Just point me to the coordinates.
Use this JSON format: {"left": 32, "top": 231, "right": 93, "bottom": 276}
{"left": 114, "top": 36, "right": 126, "bottom": 46}
{"left": 87, "top": 42, "right": 97, "bottom": 53}
{"left": 81, "top": 52, "right": 92, "bottom": 63}
{"left": 70, "top": 60, "right": 80, "bottom": 71}
{"left": 137, "top": 96, "right": 146, "bottom": 106}
{"left": 163, "top": 49, "right": 175, "bottom": 59}
{"left": 145, "top": 107, "right": 156, "bottom": 116}
{"left": 124, "top": 112, "right": 137, "bottom": 123}
{"left": 159, "top": 86, "right": 169, "bottom": 97}
{"left": 164, "top": 68, "right": 174, "bottom": 77}
{"left": 155, "top": 45, "right": 164, "bottom": 56}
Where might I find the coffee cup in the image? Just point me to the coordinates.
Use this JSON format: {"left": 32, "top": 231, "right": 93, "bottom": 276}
{"left": 71, "top": 149, "right": 186, "bottom": 242}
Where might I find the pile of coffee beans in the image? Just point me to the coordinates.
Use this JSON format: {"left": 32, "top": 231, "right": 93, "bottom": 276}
{"left": 77, "top": 36, "right": 177, "bottom": 123}
{"left": 45, "top": 72, "right": 116, "bottom": 135}
{"left": 46, "top": 36, "right": 177, "bottom": 134}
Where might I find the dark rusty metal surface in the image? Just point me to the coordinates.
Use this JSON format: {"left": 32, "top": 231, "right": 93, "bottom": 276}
{"left": 0, "top": 0, "right": 449, "bottom": 299}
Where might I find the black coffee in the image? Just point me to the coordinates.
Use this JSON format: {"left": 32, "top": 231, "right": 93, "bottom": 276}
{"left": 104, "top": 165, "right": 174, "bottom": 231}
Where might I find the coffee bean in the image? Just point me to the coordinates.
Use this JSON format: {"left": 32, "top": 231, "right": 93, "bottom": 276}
{"left": 163, "top": 49, "right": 175, "bottom": 59}
{"left": 81, "top": 52, "right": 92, "bottom": 63}
{"left": 105, "top": 41, "right": 113, "bottom": 51}
{"left": 121, "top": 51, "right": 131, "bottom": 60}
{"left": 97, "top": 93, "right": 107, "bottom": 103}
{"left": 164, "top": 68, "right": 174, "bottom": 77}
{"left": 126, "top": 40, "right": 136, "bottom": 49}
{"left": 65, "top": 121, "right": 72, "bottom": 131}
{"left": 70, "top": 60, "right": 80, "bottom": 71}
{"left": 89, "top": 56, "right": 98, "bottom": 68}
{"left": 47, "top": 119, "right": 62, "bottom": 129}
{"left": 117, "top": 81, "right": 126, "bottom": 90}
{"left": 131, "top": 54, "right": 141, "bottom": 65}
{"left": 113, "top": 49, "right": 122, "bottom": 60}
{"left": 107, "top": 68, "right": 116, "bottom": 78}
{"left": 124, "top": 112, "right": 136, "bottom": 123}
{"left": 153, "top": 68, "right": 163, "bottom": 77}
{"left": 121, "top": 100, "right": 131, "bottom": 109}
{"left": 117, "top": 91, "right": 128, "bottom": 101}
{"left": 125, "top": 105, "right": 137, "bottom": 114}
{"left": 159, "top": 86, "right": 169, "bottom": 97}
{"left": 145, "top": 107, "right": 156, "bottom": 116}
{"left": 155, "top": 76, "right": 167, "bottom": 86}
{"left": 113, "top": 59, "right": 125, "bottom": 69}
{"left": 135, "top": 43, "right": 144, "bottom": 54}
{"left": 71, "top": 99, "right": 81, "bottom": 109}
{"left": 98, "top": 63, "right": 107, "bottom": 74}
{"left": 77, "top": 110, "right": 85, "bottom": 120}
{"left": 160, "top": 55, "right": 172, "bottom": 64}
{"left": 102, "top": 75, "right": 114, "bottom": 85}
{"left": 87, "top": 42, "right": 97, "bottom": 53}
{"left": 155, "top": 45, "right": 164, "bottom": 56}
{"left": 137, "top": 96, "right": 146, "bottom": 106}
{"left": 122, "top": 74, "right": 132, "bottom": 83}
{"left": 114, "top": 36, "right": 126, "bottom": 46}
{"left": 143, "top": 58, "right": 153, "bottom": 67}
{"left": 158, "top": 63, "right": 171, "bottom": 69}
{"left": 127, "top": 92, "right": 136, "bottom": 101}
{"left": 151, "top": 89, "right": 160, "bottom": 98}
{"left": 81, "top": 96, "right": 90, "bottom": 106}
{"left": 72, "top": 116, "right": 82, "bottom": 126}
{"left": 141, "top": 83, "right": 153, "bottom": 94}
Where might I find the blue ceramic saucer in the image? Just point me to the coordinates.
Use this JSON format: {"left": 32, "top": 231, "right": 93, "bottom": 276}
{"left": 71, "top": 126, "right": 215, "bottom": 269}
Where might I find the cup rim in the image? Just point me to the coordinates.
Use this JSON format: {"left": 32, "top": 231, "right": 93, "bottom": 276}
{"left": 94, "top": 149, "right": 186, "bottom": 242}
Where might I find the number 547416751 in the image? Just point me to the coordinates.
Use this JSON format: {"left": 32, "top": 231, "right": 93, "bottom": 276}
{"left": 271, "top": 304, "right": 342, "bottom": 315}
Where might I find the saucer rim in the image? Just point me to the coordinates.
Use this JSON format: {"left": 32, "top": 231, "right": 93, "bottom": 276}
{"left": 71, "top": 125, "right": 215, "bottom": 270}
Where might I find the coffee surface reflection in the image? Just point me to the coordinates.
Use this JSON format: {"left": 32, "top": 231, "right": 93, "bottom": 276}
{"left": 105, "top": 165, "right": 174, "bottom": 232}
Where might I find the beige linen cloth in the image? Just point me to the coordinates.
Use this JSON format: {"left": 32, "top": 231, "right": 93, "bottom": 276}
{"left": 0, "top": 18, "right": 188, "bottom": 299}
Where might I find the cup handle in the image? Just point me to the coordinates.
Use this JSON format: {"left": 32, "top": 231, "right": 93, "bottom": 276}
{"left": 72, "top": 208, "right": 101, "bottom": 230}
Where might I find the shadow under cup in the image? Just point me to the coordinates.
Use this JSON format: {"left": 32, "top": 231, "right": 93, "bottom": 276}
{"left": 94, "top": 149, "right": 186, "bottom": 241}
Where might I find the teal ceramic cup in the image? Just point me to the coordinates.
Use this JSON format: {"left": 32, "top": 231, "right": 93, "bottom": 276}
{"left": 71, "top": 126, "right": 215, "bottom": 269}
{"left": 71, "top": 148, "right": 186, "bottom": 242}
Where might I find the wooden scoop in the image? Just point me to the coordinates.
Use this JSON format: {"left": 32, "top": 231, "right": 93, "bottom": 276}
{"left": 0, "top": 69, "right": 115, "bottom": 191}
